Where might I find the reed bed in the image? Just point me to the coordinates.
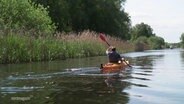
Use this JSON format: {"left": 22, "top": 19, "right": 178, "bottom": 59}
{"left": 104, "top": 35, "right": 134, "bottom": 53}
{"left": 0, "top": 30, "right": 134, "bottom": 64}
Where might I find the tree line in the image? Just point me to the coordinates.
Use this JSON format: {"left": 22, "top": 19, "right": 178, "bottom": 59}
{"left": 0, "top": 0, "right": 171, "bottom": 63}
{"left": 31, "top": 0, "right": 166, "bottom": 49}
{"left": 31, "top": 0, "right": 131, "bottom": 39}
{"left": 180, "top": 33, "right": 184, "bottom": 48}
{"left": 0, "top": 0, "right": 166, "bottom": 50}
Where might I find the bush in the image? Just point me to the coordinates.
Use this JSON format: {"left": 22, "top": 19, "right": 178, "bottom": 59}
{"left": 134, "top": 36, "right": 149, "bottom": 51}
{"left": 148, "top": 36, "right": 165, "bottom": 49}
{"left": 0, "top": 0, "right": 55, "bottom": 36}
{"left": 180, "top": 33, "right": 184, "bottom": 48}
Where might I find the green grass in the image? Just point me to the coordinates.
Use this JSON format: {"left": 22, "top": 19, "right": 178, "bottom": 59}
{"left": 0, "top": 30, "right": 134, "bottom": 64}
{"left": 0, "top": 33, "right": 105, "bottom": 64}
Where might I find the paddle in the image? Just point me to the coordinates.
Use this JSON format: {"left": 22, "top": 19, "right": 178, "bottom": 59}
{"left": 99, "top": 33, "right": 110, "bottom": 46}
{"left": 99, "top": 33, "right": 132, "bottom": 68}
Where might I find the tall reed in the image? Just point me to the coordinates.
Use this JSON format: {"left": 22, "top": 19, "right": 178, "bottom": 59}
{"left": 0, "top": 30, "right": 134, "bottom": 64}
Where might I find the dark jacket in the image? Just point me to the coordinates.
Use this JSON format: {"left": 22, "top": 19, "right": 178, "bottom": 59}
{"left": 107, "top": 51, "right": 121, "bottom": 63}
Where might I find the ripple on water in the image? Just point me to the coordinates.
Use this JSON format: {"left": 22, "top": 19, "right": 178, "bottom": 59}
{"left": 0, "top": 86, "right": 44, "bottom": 94}
{"left": 123, "top": 85, "right": 183, "bottom": 104}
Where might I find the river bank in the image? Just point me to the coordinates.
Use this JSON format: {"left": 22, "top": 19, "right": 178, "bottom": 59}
{"left": 0, "top": 31, "right": 134, "bottom": 64}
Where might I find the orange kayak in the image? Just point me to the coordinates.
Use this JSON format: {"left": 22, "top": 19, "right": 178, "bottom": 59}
{"left": 100, "top": 61, "right": 129, "bottom": 73}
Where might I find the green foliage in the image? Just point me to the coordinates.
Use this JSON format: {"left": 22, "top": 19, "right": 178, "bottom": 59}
{"left": 0, "top": 0, "right": 56, "bottom": 36}
{"left": 180, "top": 33, "right": 184, "bottom": 48}
{"left": 148, "top": 36, "right": 165, "bottom": 49}
{"left": 131, "top": 22, "right": 155, "bottom": 40}
{"left": 135, "top": 36, "right": 148, "bottom": 44}
{"left": 134, "top": 36, "right": 149, "bottom": 51}
{"left": 166, "top": 42, "right": 180, "bottom": 49}
{"left": 0, "top": 33, "right": 105, "bottom": 64}
{"left": 130, "top": 22, "right": 166, "bottom": 50}
{"left": 31, "top": 0, "right": 130, "bottom": 39}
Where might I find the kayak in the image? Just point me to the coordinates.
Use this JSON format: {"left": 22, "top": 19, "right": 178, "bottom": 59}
{"left": 100, "top": 61, "right": 129, "bottom": 73}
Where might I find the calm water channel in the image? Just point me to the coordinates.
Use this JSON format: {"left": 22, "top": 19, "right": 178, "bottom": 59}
{"left": 0, "top": 49, "right": 184, "bottom": 104}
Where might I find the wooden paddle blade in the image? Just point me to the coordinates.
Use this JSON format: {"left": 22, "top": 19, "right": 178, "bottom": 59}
{"left": 99, "top": 33, "right": 106, "bottom": 42}
{"left": 99, "top": 33, "right": 110, "bottom": 46}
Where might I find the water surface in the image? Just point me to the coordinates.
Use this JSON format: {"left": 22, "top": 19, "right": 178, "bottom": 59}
{"left": 0, "top": 49, "right": 184, "bottom": 104}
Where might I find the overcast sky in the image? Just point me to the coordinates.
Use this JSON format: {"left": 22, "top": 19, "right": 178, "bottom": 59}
{"left": 124, "top": 0, "right": 184, "bottom": 43}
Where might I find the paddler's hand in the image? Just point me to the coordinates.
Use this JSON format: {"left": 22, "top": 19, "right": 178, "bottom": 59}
{"left": 121, "top": 58, "right": 125, "bottom": 61}
{"left": 107, "top": 46, "right": 113, "bottom": 51}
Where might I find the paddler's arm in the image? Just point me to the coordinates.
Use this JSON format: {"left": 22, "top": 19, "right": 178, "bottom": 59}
{"left": 106, "top": 46, "right": 112, "bottom": 55}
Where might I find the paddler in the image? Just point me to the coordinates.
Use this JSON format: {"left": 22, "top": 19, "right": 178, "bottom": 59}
{"left": 106, "top": 46, "right": 124, "bottom": 63}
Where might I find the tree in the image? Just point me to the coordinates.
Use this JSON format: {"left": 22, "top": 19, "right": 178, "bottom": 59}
{"left": 86, "top": 0, "right": 131, "bottom": 39}
{"left": 134, "top": 36, "right": 149, "bottom": 51}
{"left": 148, "top": 36, "right": 165, "bottom": 49}
{"left": 131, "top": 22, "right": 155, "bottom": 40}
{"left": 180, "top": 33, "right": 184, "bottom": 48}
{"left": 31, "top": 0, "right": 131, "bottom": 39}
{"left": 0, "top": 0, "right": 56, "bottom": 36}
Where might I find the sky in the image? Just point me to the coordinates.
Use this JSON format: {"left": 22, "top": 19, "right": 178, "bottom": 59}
{"left": 124, "top": 0, "right": 184, "bottom": 43}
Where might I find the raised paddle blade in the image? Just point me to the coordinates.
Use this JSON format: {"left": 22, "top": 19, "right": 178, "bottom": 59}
{"left": 99, "top": 33, "right": 106, "bottom": 42}
{"left": 99, "top": 33, "right": 110, "bottom": 46}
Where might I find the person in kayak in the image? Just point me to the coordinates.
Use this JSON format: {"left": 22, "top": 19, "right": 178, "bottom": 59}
{"left": 106, "top": 46, "right": 123, "bottom": 63}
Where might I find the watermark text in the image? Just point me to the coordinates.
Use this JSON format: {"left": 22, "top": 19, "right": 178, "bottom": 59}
{"left": 11, "top": 97, "right": 31, "bottom": 101}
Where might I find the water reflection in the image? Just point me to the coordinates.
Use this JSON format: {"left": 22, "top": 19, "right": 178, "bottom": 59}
{"left": 46, "top": 75, "right": 131, "bottom": 104}
{"left": 1, "top": 49, "right": 184, "bottom": 104}
{"left": 1, "top": 65, "right": 132, "bottom": 104}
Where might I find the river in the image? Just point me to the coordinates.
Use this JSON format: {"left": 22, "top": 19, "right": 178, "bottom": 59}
{"left": 0, "top": 49, "right": 184, "bottom": 104}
